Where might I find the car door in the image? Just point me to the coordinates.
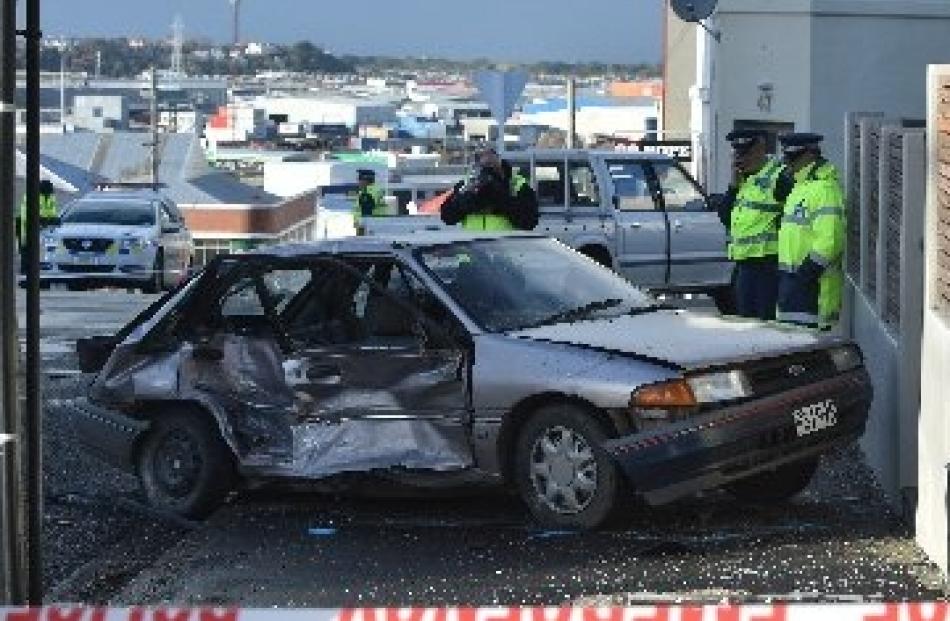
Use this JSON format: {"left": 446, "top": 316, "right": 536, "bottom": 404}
{"left": 604, "top": 159, "right": 668, "bottom": 287}
{"left": 650, "top": 160, "right": 733, "bottom": 288}
{"left": 280, "top": 257, "right": 472, "bottom": 475}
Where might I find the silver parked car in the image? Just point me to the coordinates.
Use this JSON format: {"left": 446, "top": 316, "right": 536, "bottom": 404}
{"left": 40, "top": 187, "right": 194, "bottom": 292}
{"left": 74, "top": 233, "right": 871, "bottom": 528}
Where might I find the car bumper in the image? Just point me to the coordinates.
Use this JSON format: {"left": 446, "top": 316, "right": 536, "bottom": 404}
{"left": 72, "top": 398, "right": 150, "bottom": 471}
{"left": 604, "top": 369, "right": 872, "bottom": 505}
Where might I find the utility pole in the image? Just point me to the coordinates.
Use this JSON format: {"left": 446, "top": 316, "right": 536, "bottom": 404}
{"left": 150, "top": 66, "right": 159, "bottom": 186}
{"left": 0, "top": 0, "right": 24, "bottom": 602}
{"left": 24, "top": 0, "right": 45, "bottom": 603}
{"left": 567, "top": 77, "right": 576, "bottom": 149}
{"left": 59, "top": 49, "right": 65, "bottom": 132}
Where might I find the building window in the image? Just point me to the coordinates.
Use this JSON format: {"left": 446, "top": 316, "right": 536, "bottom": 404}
{"left": 92, "top": 107, "right": 103, "bottom": 118}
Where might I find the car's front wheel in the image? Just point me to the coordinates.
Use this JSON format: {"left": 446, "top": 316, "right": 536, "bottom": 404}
{"left": 725, "top": 457, "right": 819, "bottom": 503}
{"left": 137, "top": 409, "right": 236, "bottom": 519}
{"left": 514, "top": 404, "right": 620, "bottom": 529}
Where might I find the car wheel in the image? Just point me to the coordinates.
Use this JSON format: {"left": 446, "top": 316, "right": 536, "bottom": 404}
{"left": 514, "top": 404, "right": 620, "bottom": 529}
{"left": 137, "top": 409, "right": 236, "bottom": 519}
{"left": 725, "top": 457, "right": 819, "bottom": 503}
{"left": 143, "top": 249, "right": 164, "bottom": 294}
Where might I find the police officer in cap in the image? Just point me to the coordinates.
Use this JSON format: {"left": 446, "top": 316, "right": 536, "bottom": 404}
{"left": 775, "top": 133, "right": 845, "bottom": 328}
{"left": 717, "top": 129, "right": 786, "bottom": 320}
{"left": 353, "top": 168, "right": 386, "bottom": 234}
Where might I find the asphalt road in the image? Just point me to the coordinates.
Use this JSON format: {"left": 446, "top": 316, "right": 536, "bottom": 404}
{"left": 18, "top": 289, "right": 949, "bottom": 605}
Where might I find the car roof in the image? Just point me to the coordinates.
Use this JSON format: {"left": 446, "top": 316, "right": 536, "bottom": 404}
{"left": 236, "top": 232, "right": 548, "bottom": 259}
{"left": 76, "top": 191, "right": 164, "bottom": 203}
{"left": 504, "top": 149, "right": 675, "bottom": 161}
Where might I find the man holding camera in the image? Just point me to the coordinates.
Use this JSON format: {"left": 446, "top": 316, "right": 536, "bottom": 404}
{"left": 441, "top": 148, "right": 539, "bottom": 231}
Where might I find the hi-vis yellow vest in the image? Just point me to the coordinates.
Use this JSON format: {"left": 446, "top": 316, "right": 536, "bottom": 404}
{"left": 461, "top": 173, "right": 527, "bottom": 231}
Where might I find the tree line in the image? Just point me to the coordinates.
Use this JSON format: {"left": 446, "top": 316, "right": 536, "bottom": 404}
{"left": 23, "top": 38, "right": 659, "bottom": 80}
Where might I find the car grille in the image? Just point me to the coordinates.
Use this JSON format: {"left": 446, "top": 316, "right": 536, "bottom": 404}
{"left": 742, "top": 350, "right": 837, "bottom": 398}
{"left": 58, "top": 264, "right": 115, "bottom": 274}
{"left": 63, "top": 238, "right": 114, "bottom": 253}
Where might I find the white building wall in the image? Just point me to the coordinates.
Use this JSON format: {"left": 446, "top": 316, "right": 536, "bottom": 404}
{"left": 263, "top": 160, "right": 386, "bottom": 198}
{"left": 517, "top": 105, "right": 657, "bottom": 143}
{"left": 918, "top": 64, "right": 950, "bottom": 573}
{"left": 709, "top": 0, "right": 950, "bottom": 191}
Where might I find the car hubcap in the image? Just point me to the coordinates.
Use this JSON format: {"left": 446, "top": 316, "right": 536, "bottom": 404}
{"left": 529, "top": 425, "right": 598, "bottom": 515}
{"left": 155, "top": 429, "right": 202, "bottom": 497}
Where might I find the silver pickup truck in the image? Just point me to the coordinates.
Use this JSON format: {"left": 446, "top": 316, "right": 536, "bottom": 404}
{"left": 362, "top": 150, "right": 734, "bottom": 309}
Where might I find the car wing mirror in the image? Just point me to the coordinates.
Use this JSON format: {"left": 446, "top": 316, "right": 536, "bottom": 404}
{"left": 683, "top": 198, "right": 707, "bottom": 212}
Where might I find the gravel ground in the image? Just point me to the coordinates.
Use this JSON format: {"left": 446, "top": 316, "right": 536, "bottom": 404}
{"left": 42, "top": 355, "right": 189, "bottom": 600}
{"left": 112, "top": 444, "right": 947, "bottom": 606}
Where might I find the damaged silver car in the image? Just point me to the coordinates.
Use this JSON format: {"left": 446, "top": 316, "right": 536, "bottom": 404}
{"left": 75, "top": 233, "right": 872, "bottom": 529}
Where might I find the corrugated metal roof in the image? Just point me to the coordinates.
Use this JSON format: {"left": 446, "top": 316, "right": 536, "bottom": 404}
{"left": 37, "top": 132, "right": 102, "bottom": 170}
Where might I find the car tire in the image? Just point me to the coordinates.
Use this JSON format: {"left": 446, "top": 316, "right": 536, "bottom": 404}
{"left": 143, "top": 249, "right": 164, "bottom": 294}
{"left": 137, "top": 409, "right": 236, "bottom": 519}
{"left": 514, "top": 404, "right": 620, "bottom": 530}
{"left": 725, "top": 457, "right": 819, "bottom": 503}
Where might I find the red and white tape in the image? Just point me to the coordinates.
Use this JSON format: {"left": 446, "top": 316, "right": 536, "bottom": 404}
{"left": 1, "top": 606, "right": 949, "bottom": 621}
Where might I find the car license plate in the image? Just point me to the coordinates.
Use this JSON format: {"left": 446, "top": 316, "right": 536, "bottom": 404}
{"left": 73, "top": 253, "right": 99, "bottom": 265}
{"left": 792, "top": 398, "right": 838, "bottom": 437}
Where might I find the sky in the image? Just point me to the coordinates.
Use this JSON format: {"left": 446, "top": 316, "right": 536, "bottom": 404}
{"left": 38, "top": 0, "right": 664, "bottom": 64}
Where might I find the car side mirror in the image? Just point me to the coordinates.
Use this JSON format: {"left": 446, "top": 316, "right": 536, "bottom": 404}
{"left": 683, "top": 198, "right": 707, "bottom": 212}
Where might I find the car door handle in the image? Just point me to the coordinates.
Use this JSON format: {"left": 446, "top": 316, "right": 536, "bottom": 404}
{"left": 673, "top": 219, "right": 684, "bottom": 230}
{"left": 629, "top": 222, "right": 642, "bottom": 229}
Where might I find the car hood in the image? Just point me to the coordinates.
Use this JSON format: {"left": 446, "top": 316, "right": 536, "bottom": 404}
{"left": 507, "top": 309, "right": 826, "bottom": 370}
{"left": 52, "top": 223, "right": 155, "bottom": 239}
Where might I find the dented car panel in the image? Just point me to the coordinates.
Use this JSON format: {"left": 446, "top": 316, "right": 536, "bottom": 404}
{"left": 77, "top": 233, "right": 870, "bottom": 510}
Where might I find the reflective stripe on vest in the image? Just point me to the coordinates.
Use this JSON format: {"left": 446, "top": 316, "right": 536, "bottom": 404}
{"left": 728, "top": 158, "right": 784, "bottom": 261}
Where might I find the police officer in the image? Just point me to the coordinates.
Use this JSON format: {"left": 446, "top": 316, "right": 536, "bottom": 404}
{"left": 353, "top": 169, "right": 386, "bottom": 234}
{"left": 441, "top": 148, "right": 539, "bottom": 231}
{"left": 775, "top": 133, "right": 845, "bottom": 328}
{"left": 718, "top": 129, "right": 786, "bottom": 320}
{"left": 17, "top": 179, "right": 59, "bottom": 273}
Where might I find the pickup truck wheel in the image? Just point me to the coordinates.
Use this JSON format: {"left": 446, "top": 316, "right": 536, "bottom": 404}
{"left": 725, "top": 457, "right": 819, "bottom": 503}
{"left": 515, "top": 404, "right": 620, "bottom": 529}
{"left": 137, "top": 410, "right": 236, "bottom": 519}
{"left": 143, "top": 250, "right": 164, "bottom": 294}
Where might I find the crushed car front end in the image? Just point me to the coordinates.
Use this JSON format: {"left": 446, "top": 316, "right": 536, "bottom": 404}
{"left": 604, "top": 344, "right": 872, "bottom": 504}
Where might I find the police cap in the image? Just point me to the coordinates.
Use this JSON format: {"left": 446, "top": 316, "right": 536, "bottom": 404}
{"left": 779, "top": 132, "right": 824, "bottom": 156}
{"left": 357, "top": 168, "right": 376, "bottom": 181}
{"left": 726, "top": 129, "right": 769, "bottom": 150}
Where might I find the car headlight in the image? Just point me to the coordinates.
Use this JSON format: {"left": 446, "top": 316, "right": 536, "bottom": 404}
{"left": 829, "top": 345, "right": 862, "bottom": 372}
{"left": 121, "top": 238, "right": 154, "bottom": 251}
{"left": 686, "top": 370, "right": 751, "bottom": 403}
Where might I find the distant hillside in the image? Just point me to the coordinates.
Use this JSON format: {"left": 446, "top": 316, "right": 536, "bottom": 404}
{"left": 26, "top": 38, "right": 658, "bottom": 80}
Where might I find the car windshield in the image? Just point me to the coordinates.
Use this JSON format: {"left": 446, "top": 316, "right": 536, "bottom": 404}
{"left": 416, "top": 237, "right": 656, "bottom": 332}
{"left": 62, "top": 200, "right": 155, "bottom": 226}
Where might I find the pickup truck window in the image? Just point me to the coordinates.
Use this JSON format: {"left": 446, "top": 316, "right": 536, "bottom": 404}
{"left": 569, "top": 162, "right": 600, "bottom": 207}
{"left": 606, "top": 161, "right": 655, "bottom": 212}
{"left": 535, "top": 161, "right": 566, "bottom": 208}
{"left": 653, "top": 161, "right": 706, "bottom": 212}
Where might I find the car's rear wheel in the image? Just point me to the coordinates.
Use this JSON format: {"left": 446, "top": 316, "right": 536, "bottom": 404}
{"left": 143, "top": 249, "right": 164, "bottom": 294}
{"left": 137, "top": 409, "right": 236, "bottom": 519}
{"left": 514, "top": 404, "right": 620, "bottom": 529}
{"left": 725, "top": 457, "right": 819, "bottom": 503}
